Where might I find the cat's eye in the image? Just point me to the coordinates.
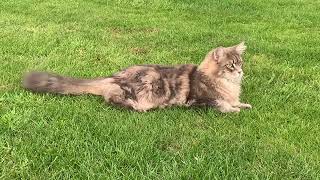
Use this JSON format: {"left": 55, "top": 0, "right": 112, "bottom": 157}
{"left": 226, "top": 64, "right": 235, "bottom": 70}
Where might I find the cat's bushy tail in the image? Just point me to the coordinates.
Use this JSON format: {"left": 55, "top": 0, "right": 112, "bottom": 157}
{"left": 22, "top": 72, "right": 108, "bottom": 95}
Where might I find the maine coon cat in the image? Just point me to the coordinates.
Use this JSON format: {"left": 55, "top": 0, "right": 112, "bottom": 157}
{"left": 23, "top": 42, "right": 252, "bottom": 113}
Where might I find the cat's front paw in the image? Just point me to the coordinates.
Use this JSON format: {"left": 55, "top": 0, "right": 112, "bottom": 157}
{"left": 232, "top": 107, "right": 241, "bottom": 113}
{"left": 216, "top": 100, "right": 241, "bottom": 113}
{"left": 239, "top": 103, "right": 252, "bottom": 109}
{"left": 219, "top": 107, "right": 240, "bottom": 113}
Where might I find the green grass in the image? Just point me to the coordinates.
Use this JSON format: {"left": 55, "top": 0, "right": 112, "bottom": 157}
{"left": 1, "top": 0, "right": 320, "bottom": 179}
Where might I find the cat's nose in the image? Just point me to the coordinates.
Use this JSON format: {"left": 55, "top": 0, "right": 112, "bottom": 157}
{"left": 238, "top": 70, "right": 243, "bottom": 74}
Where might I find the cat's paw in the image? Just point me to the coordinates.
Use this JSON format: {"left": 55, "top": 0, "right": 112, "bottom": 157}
{"left": 217, "top": 100, "right": 241, "bottom": 113}
{"left": 240, "top": 103, "right": 252, "bottom": 109}
{"left": 219, "top": 107, "right": 240, "bottom": 113}
{"left": 232, "top": 107, "right": 241, "bottom": 113}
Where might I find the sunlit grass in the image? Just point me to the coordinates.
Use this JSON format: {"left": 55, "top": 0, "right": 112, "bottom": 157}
{"left": 1, "top": 0, "right": 320, "bottom": 178}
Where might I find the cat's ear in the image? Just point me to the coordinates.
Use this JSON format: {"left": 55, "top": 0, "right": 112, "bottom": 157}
{"left": 213, "top": 47, "right": 224, "bottom": 62}
{"left": 234, "top": 42, "right": 246, "bottom": 55}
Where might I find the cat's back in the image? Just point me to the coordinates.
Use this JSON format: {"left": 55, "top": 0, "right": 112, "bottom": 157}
{"left": 114, "top": 64, "right": 196, "bottom": 82}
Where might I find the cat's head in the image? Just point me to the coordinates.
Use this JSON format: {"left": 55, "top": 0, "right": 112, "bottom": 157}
{"left": 199, "top": 42, "right": 246, "bottom": 83}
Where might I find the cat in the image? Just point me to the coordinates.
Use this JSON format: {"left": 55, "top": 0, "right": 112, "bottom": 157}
{"left": 22, "top": 42, "right": 252, "bottom": 113}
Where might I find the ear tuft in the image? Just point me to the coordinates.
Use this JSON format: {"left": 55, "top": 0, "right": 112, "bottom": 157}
{"left": 235, "top": 42, "right": 246, "bottom": 55}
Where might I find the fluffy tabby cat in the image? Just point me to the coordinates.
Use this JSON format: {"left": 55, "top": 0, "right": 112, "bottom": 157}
{"left": 23, "top": 42, "right": 252, "bottom": 113}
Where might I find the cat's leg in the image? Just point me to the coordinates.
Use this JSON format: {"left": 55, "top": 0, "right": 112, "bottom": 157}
{"left": 216, "top": 100, "right": 240, "bottom": 113}
{"left": 103, "top": 82, "right": 156, "bottom": 112}
{"left": 105, "top": 95, "right": 153, "bottom": 112}
{"left": 232, "top": 102, "right": 252, "bottom": 109}
{"left": 121, "top": 99, "right": 152, "bottom": 112}
{"left": 238, "top": 103, "right": 252, "bottom": 109}
{"left": 102, "top": 83, "right": 139, "bottom": 110}
{"left": 130, "top": 97, "right": 156, "bottom": 112}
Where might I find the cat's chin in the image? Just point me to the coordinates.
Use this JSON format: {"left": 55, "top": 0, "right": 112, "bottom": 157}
{"left": 222, "top": 74, "right": 243, "bottom": 84}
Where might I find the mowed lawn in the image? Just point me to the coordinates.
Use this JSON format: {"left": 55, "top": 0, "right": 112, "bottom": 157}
{"left": 1, "top": 0, "right": 320, "bottom": 179}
